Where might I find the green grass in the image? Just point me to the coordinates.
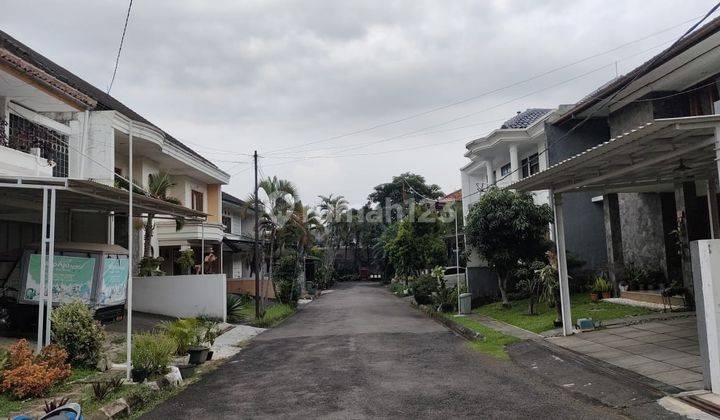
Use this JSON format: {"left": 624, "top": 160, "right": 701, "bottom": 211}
{"left": 236, "top": 303, "right": 296, "bottom": 328}
{"left": 441, "top": 313, "right": 519, "bottom": 359}
{"left": 474, "top": 293, "right": 654, "bottom": 334}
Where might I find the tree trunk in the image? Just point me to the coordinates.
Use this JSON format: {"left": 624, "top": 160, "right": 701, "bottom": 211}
{"left": 269, "top": 229, "right": 278, "bottom": 300}
{"left": 527, "top": 296, "right": 536, "bottom": 315}
{"left": 498, "top": 273, "right": 510, "bottom": 308}
{"left": 143, "top": 213, "right": 155, "bottom": 258}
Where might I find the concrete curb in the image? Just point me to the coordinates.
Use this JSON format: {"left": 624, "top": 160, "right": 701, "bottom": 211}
{"left": 415, "top": 304, "right": 484, "bottom": 342}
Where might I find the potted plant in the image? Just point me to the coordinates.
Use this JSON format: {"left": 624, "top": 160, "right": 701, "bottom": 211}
{"left": 202, "top": 319, "right": 221, "bottom": 361}
{"left": 176, "top": 249, "right": 196, "bottom": 275}
{"left": 176, "top": 363, "right": 196, "bottom": 379}
{"left": 591, "top": 275, "right": 612, "bottom": 301}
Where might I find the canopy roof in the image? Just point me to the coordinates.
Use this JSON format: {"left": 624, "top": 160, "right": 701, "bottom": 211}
{"left": 509, "top": 114, "right": 720, "bottom": 194}
{"left": 0, "top": 176, "right": 206, "bottom": 219}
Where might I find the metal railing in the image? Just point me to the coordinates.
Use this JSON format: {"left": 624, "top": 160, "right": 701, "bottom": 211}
{"left": 2, "top": 114, "right": 68, "bottom": 177}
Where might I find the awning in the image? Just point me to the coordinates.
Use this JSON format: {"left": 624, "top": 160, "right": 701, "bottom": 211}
{"left": 0, "top": 176, "right": 206, "bottom": 219}
{"left": 223, "top": 236, "right": 254, "bottom": 252}
{"left": 509, "top": 114, "right": 720, "bottom": 194}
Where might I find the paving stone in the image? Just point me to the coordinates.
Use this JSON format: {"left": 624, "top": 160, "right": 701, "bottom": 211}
{"left": 629, "top": 360, "right": 678, "bottom": 375}
{"left": 691, "top": 366, "right": 704, "bottom": 374}
{"left": 647, "top": 369, "right": 703, "bottom": 386}
{"left": 677, "top": 380, "right": 706, "bottom": 391}
{"left": 548, "top": 336, "right": 592, "bottom": 348}
{"left": 570, "top": 343, "right": 613, "bottom": 353}
{"left": 584, "top": 349, "right": 632, "bottom": 361}
{"left": 655, "top": 338, "right": 697, "bottom": 349}
{"left": 606, "top": 338, "right": 644, "bottom": 348}
{"left": 621, "top": 343, "right": 666, "bottom": 355}
{"left": 632, "top": 322, "right": 670, "bottom": 330}
{"left": 667, "top": 329, "right": 699, "bottom": 338}
{"left": 632, "top": 333, "right": 679, "bottom": 344}
{"left": 674, "top": 346, "right": 700, "bottom": 356}
{"left": 608, "top": 355, "right": 656, "bottom": 369}
{"left": 645, "top": 347, "right": 696, "bottom": 362}
{"left": 665, "top": 355, "right": 701, "bottom": 369}
{"left": 580, "top": 332, "right": 624, "bottom": 343}
{"left": 612, "top": 329, "right": 656, "bottom": 339}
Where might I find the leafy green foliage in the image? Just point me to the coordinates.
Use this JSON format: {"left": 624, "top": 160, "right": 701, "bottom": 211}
{"left": 465, "top": 188, "right": 553, "bottom": 306}
{"left": 592, "top": 274, "right": 612, "bottom": 293}
{"left": 385, "top": 215, "right": 445, "bottom": 277}
{"left": 411, "top": 274, "right": 437, "bottom": 305}
{"left": 176, "top": 249, "right": 196, "bottom": 274}
{"left": 443, "top": 314, "right": 520, "bottom": 359}
{"left": 274, "top": 253, "right": 301, "bottom": 305}
{"left": 368, "top": 172, "right": 443, "bottom": 220}
{"left": 138, "top": 256, "right": 165, "bottom": 277}
{"left": 254, "top": 304, "right": 295, "bottom": 328}
{"left": 132, "top": 333, "right": 176, "bottom": 375}
{"left": 159, "top": 318, "right": 203, "bottom": 355}
{"left": 51, "top": 300, "right": 106, "bottom": 366}
{"left": 226, "top": 294, "right": 249, "bottom": 324}
{"left": 389, "top": 282, "right": 409, "bottom": 296}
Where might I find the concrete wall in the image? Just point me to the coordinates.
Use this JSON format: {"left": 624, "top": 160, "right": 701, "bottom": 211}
{"left": 132, "top": 274, "right": 227, "bottom": 321}
{"left": 0, "top": 145, "right": 53, "bottom": 177}
{"left": 546, "top": 118, "right": 609, "bottom": 271}
{"left": 227, "top": 278, "right": 275, "bottom": 299}
{"left": 618, "top": 193, "right": 667, "bottom": 271}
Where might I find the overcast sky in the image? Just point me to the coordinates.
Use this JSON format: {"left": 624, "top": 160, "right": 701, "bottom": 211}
{"left": 1, "top": 1, "right": 714, "bottom": 206}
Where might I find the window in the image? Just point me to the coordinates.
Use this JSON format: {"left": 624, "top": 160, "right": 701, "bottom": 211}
{"left": 222, "top": 215, "right": 232, "bottom": 233}
{"left": 521, "top": 153, "right": 540, "bottom": 178}
{"left": 191, "top": 190, "right": 204, "bottom": 212}
{"left": 500, "top": 163, "right": 511, "bottom": 176}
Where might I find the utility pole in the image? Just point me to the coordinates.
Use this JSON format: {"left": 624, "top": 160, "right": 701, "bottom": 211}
{"left": 253, "top": 150, "right": 261, "bottom": 319}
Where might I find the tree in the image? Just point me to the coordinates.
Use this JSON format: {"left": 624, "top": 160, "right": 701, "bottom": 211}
{"left": 142, "top": 172, "right": 181, "bottom": 258}
{"left": 464, "top": 187, "right": 553, "bottom": 307}
{"left": 318, "top": 194, "right": 349, "bottom": 272}
{"left": 368, "top": 173, "right": 443, "bottom": 222}
{"left": 384, "top": 212, "right": 445, "bottom": 279}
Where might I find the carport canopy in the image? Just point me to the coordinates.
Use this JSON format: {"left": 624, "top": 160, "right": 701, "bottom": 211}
{"left": 509, "top": 114, "right": 720, "bottom": 194}
{"left": 505, "top": 114, "right": 720, "bottom": 337}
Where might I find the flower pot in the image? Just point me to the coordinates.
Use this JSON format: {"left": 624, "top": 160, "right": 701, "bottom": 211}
{"left": 177, "top": 364, "right": 196, "bottom": 379}
{"left": 131, "top": 368, "right": 149, "bottom": 383}
{"left": 206, "top": 350, "right": 214, "bottom": 361}
{"left": 188, "top": 346, "right": 209, "bottom": 365}
{"left": 601, "top": 291, "right": 612, "bottom": 299}
{"left": 590, "top": 292, "right": 600, "bottom": 302}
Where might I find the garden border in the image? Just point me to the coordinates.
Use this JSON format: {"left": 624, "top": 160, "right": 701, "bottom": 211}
{"left": 415, "top": 304, "right": 484, "bottom": 342}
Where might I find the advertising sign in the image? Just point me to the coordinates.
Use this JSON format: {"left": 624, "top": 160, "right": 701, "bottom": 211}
{"left": 25, "top": 255, "right": 95, "bottom": 304}
{"left": 99, "top": 258, "right": 129, "bottom": 305}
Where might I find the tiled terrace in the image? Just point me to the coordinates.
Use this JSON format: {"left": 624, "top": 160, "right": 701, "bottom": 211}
{"left": 548, "top": 316, "right": 703, "bottom": 391}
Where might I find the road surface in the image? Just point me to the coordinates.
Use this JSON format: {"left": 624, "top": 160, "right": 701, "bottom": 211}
{"left": 142, "top": 282, "right": 636, "bottom": 419}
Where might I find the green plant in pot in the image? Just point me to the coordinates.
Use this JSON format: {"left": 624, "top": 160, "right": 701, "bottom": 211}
{"left": 591, "top": 274, "right": 612, "bottom": 301}
{"left": 176, "top": 249, "right": 196, "bottom": 275}
{"left": 131, "top": 332, "right": 176, "bottom": 383}
{"left": 201, "top": 318, "right": 221, "bottom": 361}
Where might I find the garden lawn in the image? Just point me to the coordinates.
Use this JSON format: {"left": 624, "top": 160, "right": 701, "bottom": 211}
{"left": 440, "top": 313, "right": 519, "bottom": 359}
{"left": 474, "top": 293, "right": 654, "bottom": 334}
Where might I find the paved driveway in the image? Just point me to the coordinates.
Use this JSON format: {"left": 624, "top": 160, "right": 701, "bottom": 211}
{"left": 142, "top": 282, "right": 630, "bottom": 419}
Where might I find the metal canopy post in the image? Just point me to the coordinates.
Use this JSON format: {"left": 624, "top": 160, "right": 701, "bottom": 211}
{"left": 551, "top": 191, "right": 573, "bottom": 336}
{"left": 126, "top": 122, "right": 133, "bottom": 380}
{"left": 36, "top": 188, "right": 48, "bottom": 353}
{"left": 201, "top": 221, "right": 205, "bottom": 275}
{"left": 44, "top": 189, "right": 56, "bottom": 346}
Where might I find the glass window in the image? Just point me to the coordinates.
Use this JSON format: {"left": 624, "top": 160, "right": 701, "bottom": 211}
{"left": 521, "top": 153, "right": 540, "bottom": 178}
{"left": 191, "top": 190, "right": 204, "bottom": 212}
{"left": 500, "top": 163, "right": 511, "bottom": 176}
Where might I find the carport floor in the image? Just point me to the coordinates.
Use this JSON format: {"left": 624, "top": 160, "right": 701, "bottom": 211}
{"left": 548, "top": 317, "right": 704, "bottom": 390}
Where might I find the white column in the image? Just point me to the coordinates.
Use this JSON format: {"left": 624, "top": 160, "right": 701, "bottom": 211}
{"left": 201, "top": 221, "right": 205, "bottom": 275}
{"left": 36, "top": 189, "right": 48, "bottom": 353}
{"left": 691, "top": 240, "right": 720, "bottom": 392}
{"left": 108, "top": 211, "right": 115, "bottom": 244}
{"left": 708, "top": 178, "right": 720, "bottom": 239}
{"left": 126, "top": 123, "right": 133, "bottom": 380}
{"left": 509, "top": 145, "right": 520, "bottom": 182}
{"left": 485, "top": 161, "right": 495, "bottom": 187}
{"left": 44, "top": 189, "right": 56, "bottom": 346}
{"left": 551, "top": 192, "right": 573, "bottom": 336}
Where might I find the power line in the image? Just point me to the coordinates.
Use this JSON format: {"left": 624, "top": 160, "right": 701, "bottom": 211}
{"left": 107, "top": 0, "right": 134, "bottom": 94}
{"left": 263, "top": 15, "right": 701, "bottom": 156}
{"left": 461, "top": 1, "right": 720, "bottom": 200}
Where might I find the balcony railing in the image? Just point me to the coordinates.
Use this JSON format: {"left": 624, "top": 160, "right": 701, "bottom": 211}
{"left": 1, "top": 114, "right": 68, "bottom": 177}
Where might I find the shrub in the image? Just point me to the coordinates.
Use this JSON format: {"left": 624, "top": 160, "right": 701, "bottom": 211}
{"left": 159, "top": 318, "right": 203, "bottom": 354}
{"left": 227, "top": 294, "right": 248, "bottom": 324}
{"left": 274, "top": 253, "right": 301, "bottom": 305}
{"left": 125, "top": 384, "right": 157, "bottom": 409}
{"left": 51, "top": 300, "right": 106, "bottom": 366}
{"left": 411, "top": 274, "right": 437, "bottom": 305}
{"left": 138, "top": 256, "right": 165, "bottom": 277}
{"left": 1, "top": 340, "right": 71, "bottom": 399}
{"left": 132, "top": 333, "right": 176, "bottom": 375}
{"left": 592, "top": 275, "right": 612, "bottom": 293}
{"left": 389, "top": 282, "right": 408, "bottom": 296}
{"left": 176, "top": 249, "right": 196, "bottom": 274}
{"left": 91, "top": 376, "right": 123, "bottom": 401}
{"left": 254, "top": 304, "right": 294, "bottom": 328}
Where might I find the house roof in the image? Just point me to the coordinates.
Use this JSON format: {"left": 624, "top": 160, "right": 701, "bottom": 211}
{"left": 0, "top": 30, "right": 221, "bottom": 171}
{"left": 501, "top": 109, "right": 553, "bottom": 129}
{"left": 556, "top": 15, "right": 720, "bottom": 123}
{"left": 437, "top": 189, "right": 462, "bottom": 202}
{"left": 222, "top": 191, "right": 246, "bottom": 207}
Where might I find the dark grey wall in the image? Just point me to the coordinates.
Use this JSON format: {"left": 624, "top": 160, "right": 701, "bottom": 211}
{"left": 466, "top": 266, "right": 498, "bottom": 299}
{"left": 618, "top": 192, "right": 666, "bottom": 271}
{"left": 546, "top": 118, "right": 610, "bottom": 271}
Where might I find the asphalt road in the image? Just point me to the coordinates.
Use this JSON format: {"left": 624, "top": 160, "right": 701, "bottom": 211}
{"left": 142, "top": 282, "right": 632, "bottom": 419}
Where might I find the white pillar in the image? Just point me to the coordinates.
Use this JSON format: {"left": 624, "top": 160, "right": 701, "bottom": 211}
{"left": 509, "top": 145, "right": 520, "bottom": 182}
{"left": 44, "top": 189, "right": 56, "bottom": 346}
{"left": 551, "top": 192, "right": 573, "bottom": 336}
{"left": 691, "top": 240, "right": 720, "bottom": 392}
{"left": 201, "top": 221, "right": 205, "bottom": 275}
{"left": 485, "top": 161, "right": 495, "bottom": 187}
{"left": 36, "top": 189, "right": 48, "bottom": 353}
{"left": 108, "top": 211, "right": 115, "bottom": 244}
{"left": 708, "top": 179, "right": 720, "bottom": 239}
{"left": 126, "top": 122, "right": 133, "bottom": 380}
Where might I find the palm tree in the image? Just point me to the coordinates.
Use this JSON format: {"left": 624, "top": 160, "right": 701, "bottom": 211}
{"left": 318, "top": 194, "right": 349, "bottom": 271}
{"left": 247, "top": 177, "right": 299, "bottom": 301}
{"left": 290, "top": 202, "right": 323, "bottom": 292}
{"left": 143, "top": 172, "right": 181, "bottom": 258}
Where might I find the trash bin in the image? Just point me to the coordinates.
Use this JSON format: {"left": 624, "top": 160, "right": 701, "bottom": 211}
{"left": 459, "top": 293, "right": 472, "bottom": 314}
